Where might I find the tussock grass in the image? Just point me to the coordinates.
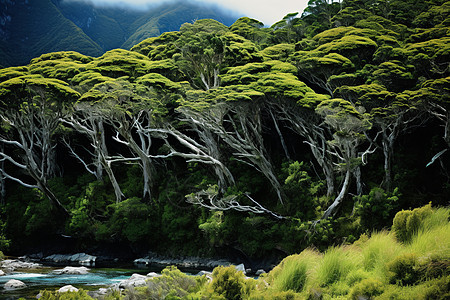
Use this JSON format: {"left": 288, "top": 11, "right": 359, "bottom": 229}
{"left": 314, "top": 245, "right": 362, "bottom": 287}
{"left": 268, "top": 248, "right": 321, "bottom": 293}
{"left": 358, "top": 231, "right": 403, "bottom": 280}
{"left": 407, "top": 222, "right": 450, "bottom": 259}
{"left": 257, "top": 205, "right": 449, "bottom": 299}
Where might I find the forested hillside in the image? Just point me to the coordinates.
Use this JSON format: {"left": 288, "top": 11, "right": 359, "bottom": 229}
{"left": 0, "top": 0, "right": 237, "bottom": 67}
{"left": 0, "top": 0, "right": 449, "bottom": 271}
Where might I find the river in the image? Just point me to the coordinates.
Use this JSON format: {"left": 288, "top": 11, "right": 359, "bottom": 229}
{"left": 0, "top": 264, "right": 159, "bottom": 299}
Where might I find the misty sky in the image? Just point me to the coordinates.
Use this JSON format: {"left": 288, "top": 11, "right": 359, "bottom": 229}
{"left": 72, "top": 0, "right": 310, "bottom": 26}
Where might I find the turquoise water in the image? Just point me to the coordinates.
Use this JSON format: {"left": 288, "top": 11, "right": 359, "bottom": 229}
{"left": 0, "top": 267, "right": 146, "bottom": 299}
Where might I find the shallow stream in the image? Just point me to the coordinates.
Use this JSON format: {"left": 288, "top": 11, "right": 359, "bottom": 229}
{"left": 0, "top": 265, "right": 154, "bottom": 299}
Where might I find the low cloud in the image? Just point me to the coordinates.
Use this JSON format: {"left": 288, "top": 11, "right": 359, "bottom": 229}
{"left": 62, "top": 0, "right": 309, "bottom": 25}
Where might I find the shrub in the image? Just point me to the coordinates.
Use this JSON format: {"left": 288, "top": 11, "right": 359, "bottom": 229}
{"left": 349, "top": 278, "right": 384, "bottom": 299}
{"left": 354, "top": 187, "right": 399, "bottom": 230}
{"left": 392, "top": 203, "right": 433, "bottom": 243}
{"left": 249, "top": 290, "right": 302, "bottom": 300}
{"left": 421, "top": 275, "right": 450, "bottom": 299}
{"left": 346, "top": 269, "right": 371, "bottom": 286}
{"left": 129, "top": 266, "right": 202, "bottom": 300}
{"left": 387, "top": 252, "right": 420, "bottom": 286}
{"left": 38, "top": 289, "right": 94, "bottom": 300}
{"left": 210, "top": 265, "right": 248, "bottom": 300}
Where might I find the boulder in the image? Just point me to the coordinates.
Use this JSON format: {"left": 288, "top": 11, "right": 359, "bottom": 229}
{"left": 255, "top": 269, "right": 266, "bottom": 276}
{"left": 235, "top": 263, "right": 246, "bottom": 274}
{"left": 4, "top": 279, "right": 26, "bottom": 290}
{"left": 58, "top": 285, "right": 79, "bottom": 293}
{"left": 146, "top": 272, "right": 161, "bottom": 278}
{"left": 1, "top": 259, "right": 42, "bottom": 271}
{"left": 134, "top": 255, "right": 231, "bottom": 270}
{"left": 196, "top": 270, "right": 212, "bottom": 276}
{"left": 0, "top": 270, "right": 5, "bottom": 276}
{"left": 53, "top": 266, "right": 90, "bottom": 275}
{"left": 44, "top": 253, "right": 96, "bottom": 266}
{"left": 196, "top": 270, "right": 213, "bottom": 282}
{"left": 118, "top": 273, "right": 148, "bottom": 288}
{"left": 88, "top": 287, "right": 110, "bottom": 298}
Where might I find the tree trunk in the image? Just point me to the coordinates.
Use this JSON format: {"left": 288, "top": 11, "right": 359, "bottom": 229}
{"left": 444, "top": 111, "right": 450, "bottom": 148}
{"left": 103, "top": 161, "right": 124, "bottom": 203}
{"left": 354, "top": 166, "right": 363, "bottom": 195}
{"left": 321, "top": 169, "right": 351, "bottom": 219}
{"left": 381, "top": 128, "right": 394, "bottom": 192}
{"left": 0, "top": 144, "right": 5, "bottom": 205}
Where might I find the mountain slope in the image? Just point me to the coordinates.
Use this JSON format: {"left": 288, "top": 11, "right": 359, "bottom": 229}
{"left": 0, "top": 0, "right": 103, "bottom": 67}
{"left": 54, "top": 0, "right": 146, "bottom": 52}
{"left": 122, "top": 1, "right": 238, "bottom": 49}
{"left": 0, "top": 0, "right": 238, "bottom": 67}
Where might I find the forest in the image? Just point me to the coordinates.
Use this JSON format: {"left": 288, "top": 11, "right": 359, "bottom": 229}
{"left": 0, "top": 0, "right": 449, "bottom": 298}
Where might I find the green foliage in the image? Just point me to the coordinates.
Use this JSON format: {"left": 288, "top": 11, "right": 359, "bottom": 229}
{"left": 210, "top": 265, "right": 249, "bottom": 300}
{"left": 0, "top": 208, "right": 10, "bottom": 251}
{"left": 128, "top": 266, "right": 203, "bottom": 299}
{"left": 315, "top": 246, "right": 360, "bottom": 286}
{"left": 354, "top": 187, "right": 400, "bottom": 230}
{"left": 349, "top": 278, "right": 384, "bottom": 299}
{"left": 23, "top": 189, "right": 59, "bottom": 237}
{"left": 199, "top": 211, "right": 225, "bottom": 246}
{"left": 229, "top": 17, "right": 270, "bottom": 45}
{"left": 392, "top": 203, "right": 433, "bottom": 243}
{"left": 106, "top": 197, "right": 154, "bottom": 244}
{"left": 268, "top": 250, "right": 321, "bottom": 293}
{"left": 161, "top": 203, "right": 201, "bottom": 254}
{"left": 38, "top": 289, "right": 94, "bottom": 300}
{"left": 387, "top": 252, "right": 421, "bottom": 285}
{"left": 0, "top": 2, "right": 449, "bottom": 295}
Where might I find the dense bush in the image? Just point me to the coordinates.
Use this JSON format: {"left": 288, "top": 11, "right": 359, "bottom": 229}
{"left": 392, "top": 203, "right": 433, "bottom": 243}
{"left": 124, "top": 266, "right": 204, "bottom": 300}
{"left": 349, "top": 278, "right": 384, "bottom": 299}
{"left": 354, "top": 187, "right": 400, "bottom": 230}
{"left": 209, "top": 265, "right": 251, "bottom": 300}
{"left": 38, "top": 289, "right": 94, "bottom": 300}
{"left": 387, "top": 252, "right": 421, "bottom": 286}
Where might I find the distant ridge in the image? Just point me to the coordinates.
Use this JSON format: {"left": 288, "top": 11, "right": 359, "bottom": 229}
{"left": 0, "top": 0, "right": 238, "bottom": 67}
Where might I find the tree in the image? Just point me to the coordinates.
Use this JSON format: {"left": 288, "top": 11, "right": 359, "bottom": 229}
{"left": 178, "top": 87, "right": 283, "bottom": 202}
{"left": 271, "top": 13, "right": 307, "bottom": 44}
{"left": 229, "top": 17, "right": 270, "bottom": 45}
{"left": 0, "top": 75, "right": 79, "bottom": 216}
{"left": 61, "top": 80, "right": 127, "bottom": 203}
{"left": 174, "top": 19, "right": 229, "bottom": 90}
{"left": 315, "top": 99, "right": 372, "bottom": 219}
{"left": 337, "top": 83, "right": 425, "bottom": 192}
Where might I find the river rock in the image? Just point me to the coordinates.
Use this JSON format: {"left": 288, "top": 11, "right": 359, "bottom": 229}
{"left": 0, "top": 270, "right": 5, "bottom": 276}
{"left": 1, "top": 259, "right": 42, "bottom": 271}
{"left": 146, "top": 272, "right": 161, "bottom": 278}
{"left": 88, "top": 287, "right": 110, "bottom": 298}
{"left": 196, "top": 270, "right": 213, "bottom": 282}
{"left": 134, "top": 254, "right": 231, "bottom": 270}
{"left": 53, "top": 266, "right": 90, "bottom": 275}
{"left": 4, "top": 279, "right": 26, "bottom": 290}
{"left": 118, "top": 273, "right": 148, "bottom": 288}
{"left": 235, "top": 263, "right": 246, "bottom": 274}
{"left": 255, "top": 269, "right": 266, "bottom": 276}
{"left": 58, "top": 285, "right": 79, "bottom": 293}
{"left": 43, "top": 253, "right": 96, "bottom": 266}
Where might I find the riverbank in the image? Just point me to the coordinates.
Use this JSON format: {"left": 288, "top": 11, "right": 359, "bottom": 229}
{"left": 18, "top": 250, "right": 275, "bottom": 275}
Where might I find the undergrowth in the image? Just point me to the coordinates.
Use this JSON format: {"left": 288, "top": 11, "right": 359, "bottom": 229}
{"left": 38, "top": 204, "right": 449, "bottom": 300}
